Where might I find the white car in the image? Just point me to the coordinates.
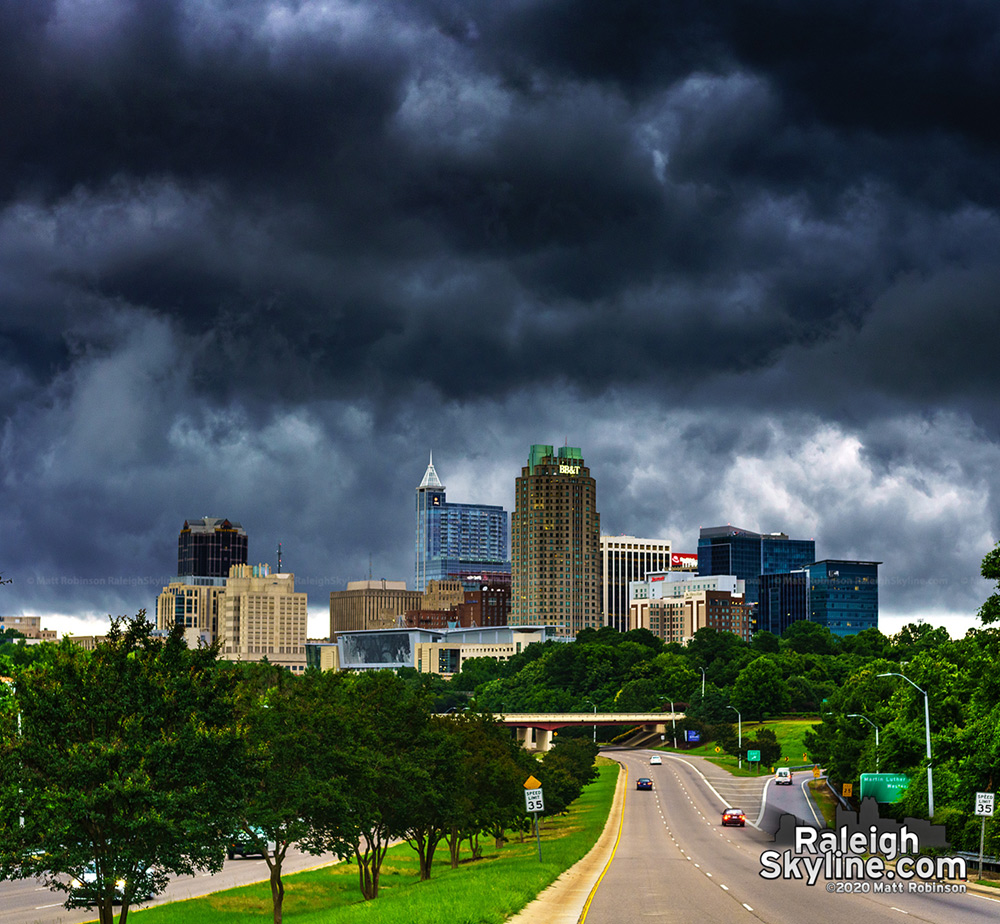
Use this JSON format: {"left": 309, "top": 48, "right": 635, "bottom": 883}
{"left": 650, "top": 755, "right": 662, "bottom": 765}
{"left": 775, "top": 767, "right": 793, "bottom": 785}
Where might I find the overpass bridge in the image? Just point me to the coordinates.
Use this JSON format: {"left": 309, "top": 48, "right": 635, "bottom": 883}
{"left": 493, "top": 712, "right": 685, "bottom": 752}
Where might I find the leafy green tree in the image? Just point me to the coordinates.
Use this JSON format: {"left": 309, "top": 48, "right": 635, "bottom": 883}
{"left": 744, "top": 728, "right": 782, "bottom": 767}
{"left": 337, "top": 671, "right": 431, "bottom": 900}
{"left": 730, "top": 656, "right": 789, "bottom": 722}
{"left": 236, "top": 667, "right": 353, "bottom": 924}
{"left": 978, "top": 541, "right": 1000, "bottom": 624}
{"left": 780, "top": 620, "right": 838, "bottom": 655}
{"left": 538, "top": 737, "right": 599, "bottom": 816}
{"left": 751, "top": 630, "right": 780, "bottom": 653}
{"left": 0, "top": 615, "right": 248, "bottom": 924}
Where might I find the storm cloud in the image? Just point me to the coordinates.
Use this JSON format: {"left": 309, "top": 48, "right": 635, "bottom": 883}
{"left": 1, "top": 1, "right": 998, "bottom": 636}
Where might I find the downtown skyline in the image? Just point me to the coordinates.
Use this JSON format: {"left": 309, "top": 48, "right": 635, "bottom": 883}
{"left": 1, "top": 2, "right": 998, "bottom": 639}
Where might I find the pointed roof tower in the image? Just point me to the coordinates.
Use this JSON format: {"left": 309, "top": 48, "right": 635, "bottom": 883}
{"left": 418, "top": 452, "right": 444, "bottom": 489}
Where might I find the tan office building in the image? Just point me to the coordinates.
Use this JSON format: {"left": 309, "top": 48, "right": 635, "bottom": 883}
{"left": 157, "top": 564, "right": 307, "bottom": 672}
{"left": 329, "top": 579, "right": 421, "bottom": 637}
{"left": 631, "top": 589, "right": 751, "bottom": 644}
{"left": 510, "top": 445, "right": 601, "bottom": 637}
{"left": 221, "top": 564, "right": 308, "bottom": 673}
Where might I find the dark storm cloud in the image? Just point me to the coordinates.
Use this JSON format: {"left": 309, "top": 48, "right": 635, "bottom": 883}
{"left": 1, "top": 1, "right": 999, "bottom": 634}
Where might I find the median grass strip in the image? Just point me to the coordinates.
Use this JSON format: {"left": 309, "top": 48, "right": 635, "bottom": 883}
{"left": 130, "top": 759, "right": 619, "bottom": 924}
{"left": 663, "top": 717, "right": 821, "bottom": 778}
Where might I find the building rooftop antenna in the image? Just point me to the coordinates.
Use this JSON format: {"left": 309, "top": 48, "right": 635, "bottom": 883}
{"left": 276, "top": 541, "right": 282, "bottom": 574}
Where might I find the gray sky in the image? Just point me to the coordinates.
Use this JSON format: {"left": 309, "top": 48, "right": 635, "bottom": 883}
{"left": 2, "top": 1, "right": 998, "bottom": 639}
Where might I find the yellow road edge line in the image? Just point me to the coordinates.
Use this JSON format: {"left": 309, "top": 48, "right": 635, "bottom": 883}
{"left": 578, "top": 762, "right": 627, "bottom": 923}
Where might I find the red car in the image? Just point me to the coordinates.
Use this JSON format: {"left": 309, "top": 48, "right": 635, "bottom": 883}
{"left": 636, "top": 777, "right": 653, "bottom": 790}
{"left": 721, "top": 808, "right": 746, "bottom": 826}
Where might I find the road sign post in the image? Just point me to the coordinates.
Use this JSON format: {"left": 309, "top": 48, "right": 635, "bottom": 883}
{"left": 524, "top": 777, "right": 545, "bottom": 861}
{"left": 975, "top": 792, "right": 994, "bottom": 879}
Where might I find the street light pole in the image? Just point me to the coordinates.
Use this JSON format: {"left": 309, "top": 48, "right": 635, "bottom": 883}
{"left": 727, "top": 705, "right": 742, "bottom": 769}
{"left": 878, "top": 672, "right": 933, "bottom": 818}
{"left": 700, "top": 667, "right": 706, "bottom": 698}
{"left": 847, "top": 713, "right": 881, "bottom": 772}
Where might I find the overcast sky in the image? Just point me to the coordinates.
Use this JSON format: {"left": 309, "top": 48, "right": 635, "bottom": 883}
{"left": 2, "top": 1, "right": 999, "bottom": 639}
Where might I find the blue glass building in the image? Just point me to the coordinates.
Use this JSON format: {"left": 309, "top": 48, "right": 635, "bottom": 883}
{"left": 414, "top": 455, "right": 510, "bottom": 592}
{"left": 759, "top": 570, "right": 809, "bottom": 636}
{"left": 807, "top": 559, "right": 880, "bottom": 636}
{"left": 698, "top": 526, "right": 815, "bottom": 604}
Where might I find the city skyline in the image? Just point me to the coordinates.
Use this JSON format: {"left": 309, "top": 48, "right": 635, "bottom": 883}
{"left": 1, "top": 3, "right": 998, "bottom": 640}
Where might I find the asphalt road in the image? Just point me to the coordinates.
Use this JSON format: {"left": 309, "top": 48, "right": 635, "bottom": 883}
{"left": 583, "top": 750, "right": 1000, "bottom": 924}
{"left": 0, "top": 846, "right": 339, "bottom": 924}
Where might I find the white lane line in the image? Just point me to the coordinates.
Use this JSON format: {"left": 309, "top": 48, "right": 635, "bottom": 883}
{"left": 720, "top": 884, "right": 729, "bottom": 891}
{"left": 36, "top": 903, "right": 64, "bottom": 909}
{"left": 890, "top": 908, "right": 910, "bottom": 915}
{"left": 742, "top": 903, "right": 753, "bottom": 911}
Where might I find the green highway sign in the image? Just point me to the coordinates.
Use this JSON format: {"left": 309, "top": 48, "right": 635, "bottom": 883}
{"left": 747, "top": 750, "right": 761, "bottom": 762}
{"left": 859, "top": 772, "right": 910, "bottom": 803}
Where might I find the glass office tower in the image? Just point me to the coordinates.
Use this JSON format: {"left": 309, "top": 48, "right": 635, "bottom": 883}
{"left": 697, "top": 526, "right": 815, "bottom": 604}
{"left": 807, "top": 559, "right": 880, "bottom": 636}
{"left": 414, "top": 455, "right": 510, "bottom": 593}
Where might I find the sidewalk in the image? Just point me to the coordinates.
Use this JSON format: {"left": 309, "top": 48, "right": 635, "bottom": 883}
{"left": 505, "top": 757, "right": 627, "bottom": 924}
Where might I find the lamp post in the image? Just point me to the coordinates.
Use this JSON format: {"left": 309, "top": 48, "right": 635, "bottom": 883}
{"left": 847, "top": 713, "right": 881, "bottom": 772}
{"left": 700, "top": 667, "right": 706, "bottom": 697}
{"left": 728, "top": 705, "right": 742, "bottom": 769}
{"left": 658, "top": 696, "right": 678, "bottom": 749}
{"left": 877, "top": 672, "right": 933, "bottom": 818}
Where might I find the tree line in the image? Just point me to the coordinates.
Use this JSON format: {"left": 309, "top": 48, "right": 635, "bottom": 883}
{"left": 0, "top": 616, "right": 598, "bottom": 924}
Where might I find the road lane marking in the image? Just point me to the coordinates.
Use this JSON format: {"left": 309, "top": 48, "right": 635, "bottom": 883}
{"left": 890, "top": 908, "right": 909, "bottom": 914}
{"left": 720, "top": 884, "right": 729, "bottom": 890}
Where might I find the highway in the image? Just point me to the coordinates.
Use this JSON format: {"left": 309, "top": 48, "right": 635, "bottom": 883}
{"left": 0, "top": 846, "right": 339, "bottom": 924}
{"left": 584, "top": 750, "right": 1000, "bottom": 924}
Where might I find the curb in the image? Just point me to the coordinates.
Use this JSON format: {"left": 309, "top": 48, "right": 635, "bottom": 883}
{"left": 505, "top": 758, "right": 627, "bottom": 924}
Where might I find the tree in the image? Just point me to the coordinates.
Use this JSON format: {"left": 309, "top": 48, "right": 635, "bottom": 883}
{"left": 780, "top": 620, "right": 837, "bottom": 655}
{"left": 337, "top": 671, "right": 431, "bottom": 900}
{"left": 730, "top": 656, "right": 789, "bottom": 722}
{"left": 236, "top": 667, "right": 353, "bottom": 924}
{"left": 979, "top": 542, "right": 1000, "bottom": 624}
{"left": 539, "top": 737, "right": 599, "bottom": 816}
{"left": 0, "top": 614, "right": 248, "bottom": 924}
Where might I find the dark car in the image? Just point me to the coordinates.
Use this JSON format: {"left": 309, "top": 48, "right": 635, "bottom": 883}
{"left": 636, "top": 777, "right": 653, "bottom": 790}
{"left": 227, "top": 827, "right": 273, "bottom": 859}
{"left": 721, "top": 808, "right": 746, "bottom": 827}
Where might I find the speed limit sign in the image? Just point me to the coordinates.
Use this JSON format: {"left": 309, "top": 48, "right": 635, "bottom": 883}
{"left": 525, "top": 788, "right": 545, "bottom": 813}
{"left": 975, "top": 792, "right": 994, "bottom": 816}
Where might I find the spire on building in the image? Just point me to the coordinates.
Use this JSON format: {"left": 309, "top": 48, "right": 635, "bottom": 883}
{"left": 418, "top": 452, "right": 444, "bottom": 489}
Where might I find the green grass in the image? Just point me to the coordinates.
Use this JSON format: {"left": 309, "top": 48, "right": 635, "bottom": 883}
{"left": 127, "top": 760, "right": 619, "bottom": 924}
{"left": 656, "top": 717, "right": 821, "bottom": 778}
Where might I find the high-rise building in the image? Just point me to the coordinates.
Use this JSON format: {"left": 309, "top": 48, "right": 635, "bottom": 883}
{"left": 510, "top": 444, "right": 601, "bottom": 637}
{"left": 807, "top": 560, "right": 880, "bottom": 636}
{"left": 329, "top": 580, "right": 422, "bottom": 637}
{"left": 414, "top": 455, "right": 510, "bottom": 592}
{"left": 221, "top": 563, "right": 307, "bottom": 673}
{"left": 157, "top": 562, "right": 308, "bottom": 672}
{"left": 759, "top": 570, "right": 809, "bottom": 636}
{"left": 177, "top": 517, "right": 248, "bottom": 578}
{"left": 600, "top": 535, "right": 672, "bottom": 631}
{"left": 697, "top": 526, "right": 815, "bottom": 604}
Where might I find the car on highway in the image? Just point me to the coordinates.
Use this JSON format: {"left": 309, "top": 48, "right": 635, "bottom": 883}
{"left": 650, "top": 755, "right": 662, "bottom": 764}
{"left": 228, "top": 826, "right": 275, "bottom": 860}
{"left": 636, "top": 777, "right": 654, "bottom": 790}
{"left": 70, "top": 865, "right": 155, "bottom": 904}
{"left": 775, "top": 767, "right": 793, "bottom": 785}
{"left": 721, "top": 808, "right": 746, "bottom": 827}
